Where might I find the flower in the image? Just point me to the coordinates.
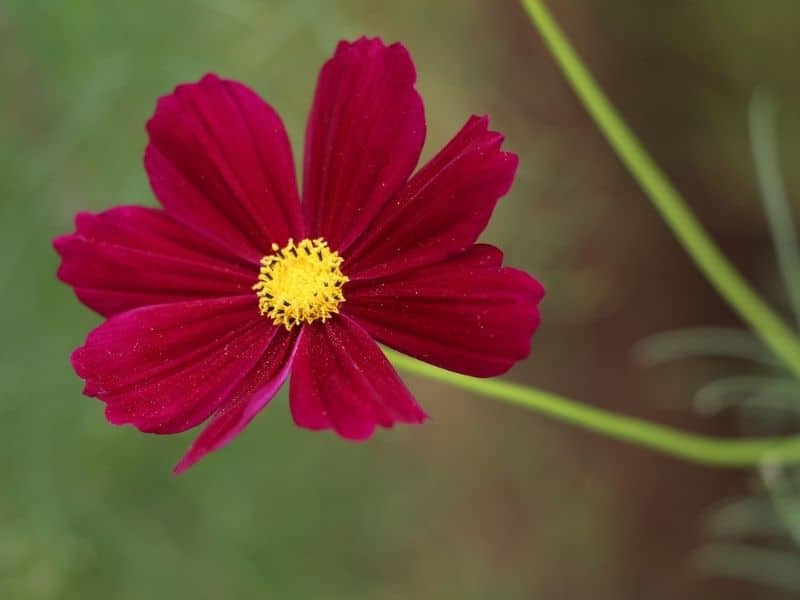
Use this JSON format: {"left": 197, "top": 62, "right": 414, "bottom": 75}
{"left": 54, "top": 37, "right": 545, "bottom": 473}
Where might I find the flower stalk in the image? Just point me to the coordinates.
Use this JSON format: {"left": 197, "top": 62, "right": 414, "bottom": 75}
{"left": 387, "top": 349, "right": 800, "bottom": 467}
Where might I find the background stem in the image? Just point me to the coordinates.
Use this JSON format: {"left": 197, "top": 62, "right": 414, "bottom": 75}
{"left": 519, "top": 0, "right": 800, "bottom": 379}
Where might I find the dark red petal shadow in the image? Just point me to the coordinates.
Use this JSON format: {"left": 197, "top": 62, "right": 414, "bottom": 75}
{"left": 73, "top": 296, "right": 275, "bottom": 435}
{"left": 174, "top": 326, "right": 298, "bottom": 473}
{"left": 289, "top": 316, "right": 426, "bottom": 439}
{"left": 303, "top": 37, "right": 425, "bottom": 252}
{"left": 345, "top": 116, "right": 517, "bottom": 280}
{"left": 146, "top": 74, "right": 302, "bottom": 262}
{"left": 345, "top": 244, "right": 544, "bottom": 377}
{"left": 54, "top": 206, "right": 255, "bottom": 317}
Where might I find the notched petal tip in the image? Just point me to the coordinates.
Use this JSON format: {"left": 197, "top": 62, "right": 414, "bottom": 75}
{"left": 468, "top": 117, "right": 519, "bottom": 179}
{"left": 52, "top": 233, "right": 71, "bottom": 256}
{"left": 529, "top": 275, "right": 546, "bottom": 304}
{"left": 70, "top": 344, "right": 90, "bottom": 379}
{"left": 334, "top": 36, "right": 408, "bottom": 57}
{"left": 146, "top": 73, "right": 224, "bottom": 128}
{"left": 462, "top": 116, "right": 520, "bottom": 172}
{"left": 53, "top": 209, "right": 96, "bottom": 258}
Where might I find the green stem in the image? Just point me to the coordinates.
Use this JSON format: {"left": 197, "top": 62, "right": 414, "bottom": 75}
{"left": 387, "top": 349, "right": 800, "bottom": 467}
{"left": 519, "top": 0, "right": 800, "bottom": 380}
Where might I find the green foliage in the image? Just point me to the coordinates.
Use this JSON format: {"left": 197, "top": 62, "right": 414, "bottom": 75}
{"left": 632, "top": 92, "right": 800, "bottom": 593}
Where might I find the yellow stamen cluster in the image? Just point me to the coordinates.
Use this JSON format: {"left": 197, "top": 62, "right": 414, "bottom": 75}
{"left": 253, "top": 237, "right": 349, "bottom": 330}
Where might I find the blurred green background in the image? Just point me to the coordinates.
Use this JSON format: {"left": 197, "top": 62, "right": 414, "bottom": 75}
{"left": 3, "top": 0, "right": 800, "bottom": 597}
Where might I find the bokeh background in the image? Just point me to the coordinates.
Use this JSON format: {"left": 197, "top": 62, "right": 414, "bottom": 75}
{"left": 3, "top": 0, "right": 800, "bottom": 598}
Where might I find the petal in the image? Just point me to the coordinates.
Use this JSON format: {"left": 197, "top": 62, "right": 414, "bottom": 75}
{"left": 344, "top": 245, "right": 544, "bottom": 377}
{"left": 145, "top": 74, "right": 302, "bottom": 262}
{"left": 54, "top": 206, "right": 255, "bottom": 317}
{"left": 73, "top": 296, "right": 274, "bottom": 434}
{"left": 173, "top": 326, "right": 298, "bottom": 474}
{"left": 289, "top": 316, "right": 426, "bottom": 440}
{"left": 303, "top": 37, "right": 425, "bottom": 251}
{"left": 345, "top": 116, "right": 518, "bottom": 280}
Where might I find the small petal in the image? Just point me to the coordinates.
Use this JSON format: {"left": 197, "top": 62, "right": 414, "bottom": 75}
{"left": 345, "top": 245, "right": 544, "bottom": 377}
{"left": 146, "top": 74, "right": 302, "bottom": 261}
{"left": 289, "top": 316, "right": 426, "bottom": 439}
{"left": 54, "top": 206, "right": 255, "bottom": 317}
{"left": 345, "top": 116, "right": 517, "bottom": 280}
{"left": 173, "top": 327, "right": 298, "bottom": 473}
{"left": 73, "top": 296, "right": 272, "bottom": 434}
{"left": 303, "top": 37, "right": 425, "bottom": 252}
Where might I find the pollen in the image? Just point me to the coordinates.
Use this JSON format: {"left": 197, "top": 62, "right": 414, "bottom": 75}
{"left": 253, "top": 237, "right": 349, "bottom": 330}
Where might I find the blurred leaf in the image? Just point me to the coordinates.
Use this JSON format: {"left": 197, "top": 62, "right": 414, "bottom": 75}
{"left": 633, "top": 327, "right": 776, "bottom": 366}
{"left": 704, "top": 496, "right": 785, "bottom": 538}
{"left": 693, "top": 375, "right": 800, "bottom": 415}
{"left": 750, "top": 90, "right": 800, "bottom": 329}
{"left": 762, "top": 463, "right": 800, "bottom": 546}
{"left": 694, "top": 543, "right": 800, "bottom": 591}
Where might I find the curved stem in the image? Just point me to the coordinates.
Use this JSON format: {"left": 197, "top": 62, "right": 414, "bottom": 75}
{"left": 387, "top": 349, "right": 800, "bottom": 467}
{"left": 519, "top": 0, "right": 800, "bottom": 379}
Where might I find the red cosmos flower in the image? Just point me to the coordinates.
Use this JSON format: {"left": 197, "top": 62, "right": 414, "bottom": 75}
{"left": 54, "top": 38, "right": 544, "bottom": 473}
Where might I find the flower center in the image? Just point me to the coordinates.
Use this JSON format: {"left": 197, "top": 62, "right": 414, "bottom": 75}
{"left": 253, "top": 238, "right": 349, "bottom": 330}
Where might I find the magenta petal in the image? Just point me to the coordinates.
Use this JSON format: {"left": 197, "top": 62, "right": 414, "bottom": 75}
{"left": 145, "top": 74, "right": 302, "bottom": 262}
{"left": 173, "top": 327, "right": 298, "bottom": 474}
{"left": 54, "top": 206, "right": 255, "bottom": 317}
{"left": 303, "top": 37, "right": 425, "bottom": 252}
{"left": 72, "top": 296, "right": 273, "bottom": 434}
{"left": 345, "top": 244, "right": 544, "bottom": 377}
{"left": 289, "top": 316, "right": 426, "bottom": 440}
{"left": 345, "top": 116, "right": 518, "bottom": 280}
